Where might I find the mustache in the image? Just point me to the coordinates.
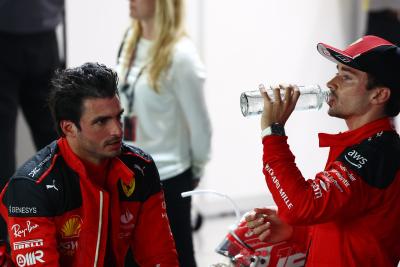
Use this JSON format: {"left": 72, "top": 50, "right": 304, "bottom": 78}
{"left": 104, "top": 137, "right": 122, "bottom": 146}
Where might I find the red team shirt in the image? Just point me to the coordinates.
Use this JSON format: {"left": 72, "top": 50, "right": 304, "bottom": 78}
{"left": 262, "top": 118, "right": 400, "bottom": 267}
{"left": 0, "top": 138, "right": 178, "bottom": 267}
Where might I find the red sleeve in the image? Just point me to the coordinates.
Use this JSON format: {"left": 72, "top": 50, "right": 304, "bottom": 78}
{"left": 290, "top": 226, "right": 310, "bottom": 249}
{"left": 130, "top": 191, "right": 178, "bottom": 267}
{"left": 0, "top": 240, "right": 14, "bottom": 267}
{"left": 3, "top": 178, "right": 61, "bottom": 267}
{"left": 262, "top": 136, "right": 374, "bottom": 225}
{"left": 8, "top": 217, "right": 59, "bottom": 266}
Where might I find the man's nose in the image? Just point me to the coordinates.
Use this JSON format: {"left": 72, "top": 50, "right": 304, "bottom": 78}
{"left": 110, "top": 119, "right": 123, "bottom": 137}
{"left": 326, "top": 76, "right": 337, "bottom": 91}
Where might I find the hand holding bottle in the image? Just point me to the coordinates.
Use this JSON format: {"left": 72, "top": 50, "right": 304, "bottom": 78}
{"left": 259, "top": 84, "right": 300, "bottom": 130}
{"left": 240, "top": 84, "right": 329, "bottom": 117}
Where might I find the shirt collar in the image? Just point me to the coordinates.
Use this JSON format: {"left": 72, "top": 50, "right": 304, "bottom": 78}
{"left": 57, "top": 138, "right": 133, "bottom": 186}
{"left": 318, "top": 117, "right": 395, "bottom": 147}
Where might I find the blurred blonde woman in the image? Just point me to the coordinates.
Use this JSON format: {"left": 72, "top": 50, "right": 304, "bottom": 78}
{"left": 117, "top": 0, "right": 212, "bottom": 266}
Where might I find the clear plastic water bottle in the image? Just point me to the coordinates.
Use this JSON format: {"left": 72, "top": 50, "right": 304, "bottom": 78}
{"left": 240, "top": 84, "right": 329, "bottom": 117}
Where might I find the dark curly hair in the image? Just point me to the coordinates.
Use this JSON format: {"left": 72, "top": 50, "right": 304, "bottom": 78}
{"left": 48, "top": 62, "right": 119, "bottom": 136}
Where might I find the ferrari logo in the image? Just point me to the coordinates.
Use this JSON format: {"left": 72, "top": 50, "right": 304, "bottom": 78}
{"left": 121, "top": 177, "right": 135, "bottom": 197}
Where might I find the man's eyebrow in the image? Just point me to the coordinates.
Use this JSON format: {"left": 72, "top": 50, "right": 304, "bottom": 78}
{"left": 91, "top": 115, "right": 111, "bottom": 124}
{"left": 91, "top": 109, "right": 124, "bottom": 124}
{"left": 339, "top": 65, "right": 357, "bottom": 74}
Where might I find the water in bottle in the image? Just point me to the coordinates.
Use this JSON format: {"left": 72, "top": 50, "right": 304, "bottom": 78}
{"left": 240, "top": 84, "right": 329, "bottom": 117}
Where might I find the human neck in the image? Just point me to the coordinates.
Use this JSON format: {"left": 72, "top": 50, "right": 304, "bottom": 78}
{"left": 66, "top": 137, "right": 105, "bottom": 166}
{"left": 140, "top": 18, "right": 155, "bottom": 40}
{"left": 345, "top": 112, "right": 387, "bottom": 131}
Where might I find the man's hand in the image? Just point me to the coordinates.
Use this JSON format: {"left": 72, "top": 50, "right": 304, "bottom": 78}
{"left": 259, "top": 84, "right": 300, "bottom": 130}
{"left": 245, "top": 207, "right": 293, "bottom": 243}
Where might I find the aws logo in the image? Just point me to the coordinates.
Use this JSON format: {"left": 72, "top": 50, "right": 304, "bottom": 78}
{"left": 344, "top": 149, "right": 368, "bottom": 169}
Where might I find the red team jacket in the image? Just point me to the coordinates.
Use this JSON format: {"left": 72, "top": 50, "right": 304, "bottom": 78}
{"left": 262, "top": 118, "right": 400, "bottom": 267}
{"left": 0, "top": 138, "right": 178, "bottom": 267}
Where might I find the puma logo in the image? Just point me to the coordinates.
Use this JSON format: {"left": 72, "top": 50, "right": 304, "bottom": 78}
{"left": 46, "top": 179, "right": 59, "bottom": 191}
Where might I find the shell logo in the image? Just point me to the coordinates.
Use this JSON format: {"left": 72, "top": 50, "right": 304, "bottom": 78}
{"left": 60, "top": 215, "right": 82, "bottom": 239}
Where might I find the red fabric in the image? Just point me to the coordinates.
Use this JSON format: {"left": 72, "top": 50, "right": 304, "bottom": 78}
{"left": 1, "top": 138, "right": 178, "bottom": 267}
{"left": 262, "top": 118, "right": 400, "bottom": 267}
{"left": 8, "top": 217, "right": 60, "bottom": 266}
{"left": 0, "top": 242, "right": 14, "bottom": 267}
{"left": 82, "top": 158, "right": 110, "bottom": 189}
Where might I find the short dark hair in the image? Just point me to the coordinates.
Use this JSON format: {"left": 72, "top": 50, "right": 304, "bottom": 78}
{"left": 48, "top": 62, "right": 119, "bottom": 136}
{"left": 367, "top": 73, "right": 400, "bottom": 117}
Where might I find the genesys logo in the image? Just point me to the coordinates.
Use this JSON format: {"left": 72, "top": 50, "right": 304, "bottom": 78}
{"left": 13, "top": 239, "right": 43, "bottom": 251}
{"left": 344, "top": 149, "right": 368, "bottom": 169}
{"left": 8, "top": 206, "right": 37, "bottom": 215}
{"left": 16, "top": 250, "right": 45, "bottom": 266}
{"left": 11, "top": 221, "right": 39, "bottom": 238}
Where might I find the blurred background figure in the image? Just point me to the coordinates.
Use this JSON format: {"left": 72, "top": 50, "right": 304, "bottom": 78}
{"left": 116, "top": 0, "right": 212, "bottom": 266}
{"left": 0, "top": 0, "right": 65, "bottom": 242}
{"left": 365, "top": 0, "right": 400, "bottom": 45}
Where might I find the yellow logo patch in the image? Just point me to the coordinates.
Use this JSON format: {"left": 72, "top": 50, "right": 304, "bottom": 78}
{"left": 121, "top": 177, "right": 135, "bottom": 197}
{"left": 61, "top": 215, "right": 82, "bottom": 239}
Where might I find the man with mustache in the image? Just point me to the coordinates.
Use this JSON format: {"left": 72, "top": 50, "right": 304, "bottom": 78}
{"left": 0, "top": 63, "right": 179, "bottom": 266}
{"left": 246, "top": 36, "right": 400, "bottom": 267}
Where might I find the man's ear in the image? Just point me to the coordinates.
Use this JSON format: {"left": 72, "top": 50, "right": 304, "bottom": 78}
{"left": 60, "top": 120, "right": 78, "bottom": 138}
{"left": 371, "top": 86, "right": 391, "bottom": 105}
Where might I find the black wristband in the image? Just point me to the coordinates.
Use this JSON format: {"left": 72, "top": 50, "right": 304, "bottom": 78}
{"left": 261, "top": 123, "right": 286, "bottom": 137}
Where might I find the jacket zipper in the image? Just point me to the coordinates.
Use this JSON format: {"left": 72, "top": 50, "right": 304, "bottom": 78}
{"left": 94, "top": 190, "right": 104, "bottom": 267}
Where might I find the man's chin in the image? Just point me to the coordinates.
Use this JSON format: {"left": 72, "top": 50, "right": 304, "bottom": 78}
{"left": 104, "top": 146, "right": 122, "bottom": 158}
{"left": 327, "top": 109, "right": 345, "bottom": 119}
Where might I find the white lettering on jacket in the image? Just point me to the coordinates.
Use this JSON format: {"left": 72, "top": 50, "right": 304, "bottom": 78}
{"left": 338, "top": 163, "right": 357, "bottom": 182}
{"left": 331, "top": 169, "right": 350, "bottom": 187}
{"left": 8, "top": 206, "right": 37, "bottom": 215}
{"left": 312, "top": 181, "right": 322, "bottom": 199}
{"left": 13, "top": 239, "right": 43, "bottom": 251}
{"left": 265, "top": 164, "right": 293, "bottom": 209}
{"left": 16, "top": 250, "right": 45, "bottom": 266}
{"left": 322, "top": 172, "right": 344, "bottom": 193}
{"left": 344, "top": 149, "right": 368, "bottom": 169}
{"left": 11, "top": 221, "right": 39, "bottom": 238}
{"left": 28, "top": 154, "right": 52, "bottom": 178}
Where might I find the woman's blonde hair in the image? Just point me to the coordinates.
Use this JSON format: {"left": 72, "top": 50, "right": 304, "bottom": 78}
{"left": 119, "top": 0, "right": 186, "bottom": 92}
